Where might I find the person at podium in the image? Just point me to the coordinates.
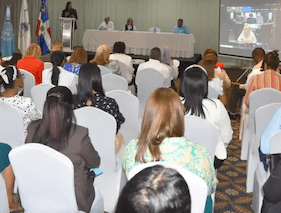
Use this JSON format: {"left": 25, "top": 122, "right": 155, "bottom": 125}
{"left": 62, "top": 1, "right": 78, "bottom": 29}
{"left": 237, "top": 24, "right": 257, "bottom": 44}
{"left": 99, "top": 17, "right": 114, "bottom": 31}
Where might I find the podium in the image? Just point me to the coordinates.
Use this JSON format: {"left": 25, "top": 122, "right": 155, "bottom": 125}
{"left": 60, "top": 17, "right": 76, "bottom": 52}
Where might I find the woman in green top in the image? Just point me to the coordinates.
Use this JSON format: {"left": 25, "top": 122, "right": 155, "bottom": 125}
{"left": 122, "top": 88, "right": 218, "bottom": 212}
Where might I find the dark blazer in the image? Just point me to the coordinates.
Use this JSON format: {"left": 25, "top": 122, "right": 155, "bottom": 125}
{"left": 262, "top": 160, "right": 281, "bottom": 213}
{"left": 26, "top": 120, "right": 100, "bottom": 213}
{"left": 62, "top": 8, "right": 78, "bottom": 29}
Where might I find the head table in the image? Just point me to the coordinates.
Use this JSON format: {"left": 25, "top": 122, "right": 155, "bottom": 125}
{"left": 82, "top": 30, "right": 195, "bottom": 58}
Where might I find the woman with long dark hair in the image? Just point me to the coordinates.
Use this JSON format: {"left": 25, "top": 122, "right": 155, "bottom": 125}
{"left": 123, "top": 88, "right": 217, "bottom": 211}
{"left": 25, "top": 86, "right": 101, "bottom": 213}
{"left": 0, "top": 66, "right": 41, "bottom": 131}
{"left": 42, "top": 51, "right": 77, "bottom": 94}
{"left": 62, "top": 2, "right": 78, "bottom": 29}
{"left": 180, "top": 65, "right": 233, "bottom": 168}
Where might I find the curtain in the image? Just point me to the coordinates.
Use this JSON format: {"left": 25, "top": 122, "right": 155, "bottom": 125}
{"left": 0, "top": 0, "right": 220, "bottom": 56}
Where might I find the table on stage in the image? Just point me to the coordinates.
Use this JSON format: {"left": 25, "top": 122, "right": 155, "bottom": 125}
{"left": 82, "top": 30, "right": 195, "bottom": 58}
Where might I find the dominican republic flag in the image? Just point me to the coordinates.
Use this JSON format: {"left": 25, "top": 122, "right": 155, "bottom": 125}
{"left": 1, "top": 4, "right": 15, "bottom": 58}
{"left": 35, "top": 0, "right": 51, "bottom": 55}
{"left": 18, "top": 0, "right": 31, "bottom": 54}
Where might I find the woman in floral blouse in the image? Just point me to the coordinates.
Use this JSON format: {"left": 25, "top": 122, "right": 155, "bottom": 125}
{"left": 122, "top": 88, "right": 217, "bottom": 212}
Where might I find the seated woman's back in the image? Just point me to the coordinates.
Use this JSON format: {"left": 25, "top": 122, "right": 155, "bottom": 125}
{"left": 42, "top": 51, "right": 78, "bottom": 94}
{"left": 63, "top": 46, "right": 87, "bottom": 75}
{"left": 25, "top": 86, "right": 100, "bottom": 213}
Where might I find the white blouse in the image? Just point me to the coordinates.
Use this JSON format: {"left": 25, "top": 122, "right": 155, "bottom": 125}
{"left": 208, "top": 77, "right": 223, "bottom": 96}
{"left": 184, "top": 98, "right": 233, "bottom": 159}
{"left": 42, "top": 67, "right": 78, "bottom": 94}
{"left": 1, "top": 95, "right": 42, "bottom": 131}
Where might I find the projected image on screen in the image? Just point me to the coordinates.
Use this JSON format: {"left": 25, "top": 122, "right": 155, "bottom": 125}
{"left": 219, "top": 0, "right": 281, "bottom": 58}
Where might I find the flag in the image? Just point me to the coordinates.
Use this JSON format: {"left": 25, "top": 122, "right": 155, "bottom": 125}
{"left": 18, "top": 0, "right": 31, "bottom": 54}
{"left": 36, "top": 0, "right": 51, "bottom": 55}
{"left": 0, "top": 4, "right": 15, "bottom": 58}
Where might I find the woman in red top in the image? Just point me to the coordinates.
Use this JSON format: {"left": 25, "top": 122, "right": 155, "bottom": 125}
{"left": 17, "top": 44, "right": 44, "bottom": 85}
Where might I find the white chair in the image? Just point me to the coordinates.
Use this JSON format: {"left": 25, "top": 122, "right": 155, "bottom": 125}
{"left": 0, "top": 101, "right": 25, "bottom": 148}
{"left": 106, "top": 90, "right": 139, "bottom": 146}
{"left": 116, "top": 60, "right": 130, "bottom": 81}
{"left": 44, "top": 62, "right": 53, "bottom": 70}
{"left": 9, "top": 143, "right": 86, "bottom": 213}
{"left": 246, "top": 103, "right": 281, "bottom": 192}
{"left": 31, "top": 83, "right": 54, "bottom": 113}
{"left": 98, "top": 65, "right": 111, "bottom": 76}
{"left": 128, "top": 162, "right": 208, "bottom": 213}
{"left": 184, "top": 115, "right": 219, "bottom": 163}
{"left": 241, "top": 88, "right": 281, "bottom": 161}
{"left": 252, "top": 130, "right": 281, "bottom": 213}
{"left": 102, "top": 74, "right": 128, "bottom": 93}
{"left": 208, "top": 85, "right": 219, "bottom": 99}
{"left": 66, "top": 56, "right": 71, "bottom": 61}
{"left": 148, "top": 27, "right": 161, "bottom": 33}
{"left": 74, "top": 107, "right": 124, "bottom": 212}
{"left": 0, "top": 173, "right": 9, "bottom": 213}
{"left": 136, "top": 68, "right": 165, "bottom": 119}
{"left": 19, "top": 69, "right": 35, "bottom": 99}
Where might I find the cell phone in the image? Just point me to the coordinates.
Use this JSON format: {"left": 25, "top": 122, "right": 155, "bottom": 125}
{"left": 215, "top": 67, "right": 222, "bottom": 72}
{"left": 89, "top": 168, "right": 103, "bottom": 176}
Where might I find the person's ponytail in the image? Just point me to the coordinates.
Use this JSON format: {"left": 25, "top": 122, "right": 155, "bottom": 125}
{"left": 51, "top": 51, "right": 65, "bottom": 86}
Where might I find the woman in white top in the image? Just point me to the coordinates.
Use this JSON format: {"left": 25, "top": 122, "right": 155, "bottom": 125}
{"left": 0, "top": 66, "right": 41, "bottom": 131}
{"left": 43, "top": 51, "right": 78, "bottom": 94}
{"left": 180, "top": 65, "right": 233, "bottom": 168}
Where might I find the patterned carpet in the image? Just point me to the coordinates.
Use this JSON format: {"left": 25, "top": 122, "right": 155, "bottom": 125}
{"left": 214, "top": 118, "right": 253, "bottom": 213}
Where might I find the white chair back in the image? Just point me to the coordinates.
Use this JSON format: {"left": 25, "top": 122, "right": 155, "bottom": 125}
{"left": 44, "top": 62, "right": 53, "bottom": 70}
{"left": 66, "top": 56, "right": 71, "bottom": 61}
{"left": 136, "top": 68, "right": 165, "bottom": 119}
{"left": 102, "top": 74, "right": 128, "bottom": 92}
{"left": 270, "top": 130, "right": 281, "bottom": 154}
{"left": 74, "top": 107, "right": 123, "bottom": 212}
{"left": 19, "top": 69, "right": 35, "bottom": 99}
{"left": 31, "top": 83, "right": 54, "bottom": 113}
{"left": 98, "top": 65, "right": 111, "bottom": 76}
{"left": 0, "top": 173, "right": 9, "bottom": 213}
{"left": 208, "top": 85, "right": 219, "bottom": 99}
{"left": 106, "top": 90, "right": 139, "bottom": 145}
{"left": 184, "top": 115, "right": 219, "bottom": 163}
{"left": 116, "top": 60, "right": 129, "bottom": 81}
{"left": 0, "top": 101, "right": 25, "bottom": 148}
{"left": 9, "top": 143, "right": 79, "bottom": 213}
{"left": 128, "top": 162, "right": 208, "bottom": 213}
{"left": 148, "top": 27, "right": 161, "bottom": 33}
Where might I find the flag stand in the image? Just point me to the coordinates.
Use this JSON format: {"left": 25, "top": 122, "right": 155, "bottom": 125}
{"left": 60, "top": 17, "right": 76, "bottom": 52}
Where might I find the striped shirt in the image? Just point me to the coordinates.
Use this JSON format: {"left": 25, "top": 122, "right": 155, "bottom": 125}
{"left": 245, "top": 70, "right": 281, "bottom": 107}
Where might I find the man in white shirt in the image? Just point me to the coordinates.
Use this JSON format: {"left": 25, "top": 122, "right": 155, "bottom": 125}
{"left": 109, "top": 42, "right": 134, "bottom": 83}
{"left": 98, "top": 17, "right": 114, "bottom": 31}
{"left": 137, "top": 47, "right": 172, "bottom": 87}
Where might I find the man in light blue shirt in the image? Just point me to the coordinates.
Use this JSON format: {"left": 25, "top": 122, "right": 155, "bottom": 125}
{"left": 172, "top": 19, "right": 189, "bottom": 34}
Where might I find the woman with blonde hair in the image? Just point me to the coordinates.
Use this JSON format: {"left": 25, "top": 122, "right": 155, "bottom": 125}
{"left": 123, "top": 87, "right": 217, "bottom": 211}
{"left": 63, "top": 46, "right": 87, "bottom": 75}
{"left": 17, "top": 43, "right": 44, "bottom": 85}
{"left": 90, "top": 44, "right": 119, "bottom": 75}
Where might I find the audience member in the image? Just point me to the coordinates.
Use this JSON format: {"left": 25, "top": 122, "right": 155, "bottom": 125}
{"left": 123, "top": 88, "right": 217, "bottom": 211}
{"left": 124, "top": 18, "right": 137, "bottom": 31}
{"left": 17, "top": 43, "right": 44, "bottom": 85}
{"left": 63, "top": 46, "right": 87, "bottom": 75}
{"left": 109, "top": 42, "right": 134, "bottom": 83}
{"left": 115, "top": 165, "right": 191, "bottom": 213}
{"left": 90, "top": 44, "right": 120, "bottom": 75}
{"left": 41, "top": 40, "right": 63, "bottom": 62}
{"left": 0, "top": 143, "right": 23, "bottom": 211}
{"left": 25, "top": 86, "right": 100, "bottom": 212}
{"left": 73, "top": 63, "right": 125, "bottom": 151}
{"left": 137, "top": 47, "right": 172, "bottom": 87}
{"left": 43, "top": 51, "right": 78, "bottom": 94}
{"left": 180, "top": 65, "right": 233, "bottom": 168}
{"left": 161, "top": 47, "right": 179, "bottom": 80}
{"left": 244, "top": 50, "right": 281, "bottom": 107}
{"left": 99, "top": 17, "right": 114, "bottom": 30}
{"left": 0, "top": 66, "right": 41, "bottom": 130}
{"left": 172, "top": 19, "right": 189, "bottom": 34}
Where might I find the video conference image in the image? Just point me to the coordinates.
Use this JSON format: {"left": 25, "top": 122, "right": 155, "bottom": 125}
{"left": 219, "top": 0, "right": 281, "bottom": 58}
